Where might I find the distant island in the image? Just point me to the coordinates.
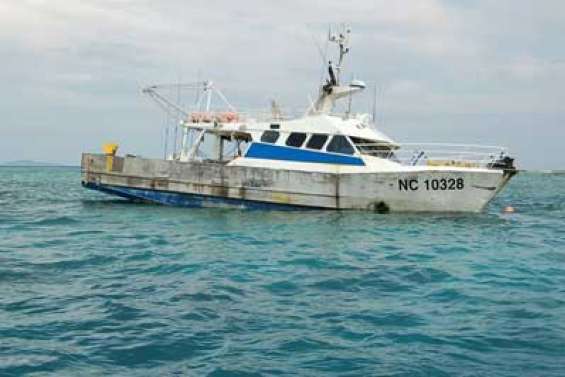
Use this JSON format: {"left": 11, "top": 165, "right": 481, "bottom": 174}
{"left": 0, "top": 160, "right": 77, "bottom": 167}
{"left": 527, "top": 169, "right": 565, "bottom": 175}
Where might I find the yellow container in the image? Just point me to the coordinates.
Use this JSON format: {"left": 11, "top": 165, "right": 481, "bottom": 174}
{"left": 103, "top": 143, "right": 119, "bottom": 155}
{"left": 103, "top": 143, "right": 119, "bottom": 172}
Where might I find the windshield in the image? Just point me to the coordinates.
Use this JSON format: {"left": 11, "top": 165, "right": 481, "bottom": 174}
{"left": 349, "top": 137, "right": 395, "bottom": 158}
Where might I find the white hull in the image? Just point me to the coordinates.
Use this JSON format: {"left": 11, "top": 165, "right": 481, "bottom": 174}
{"left": 82, "top": 154, "right": 513, "bottom": 212}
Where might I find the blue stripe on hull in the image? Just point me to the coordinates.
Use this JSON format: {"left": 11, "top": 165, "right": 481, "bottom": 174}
{"left": 82, "top": 182, "right": 324, "bottom": 211}
{"left": 245, "top": 143, "right": 365, "bottom": 166}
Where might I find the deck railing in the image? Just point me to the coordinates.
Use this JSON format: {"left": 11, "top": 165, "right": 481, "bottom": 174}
{"left": 183, "top": 109, "right": 375, "bottom": 124}
{"left": 355, "top": 142, "right": 508, "bottom": 168}
{"left": 184, "top": 109, "right": 302, "bottom": 124}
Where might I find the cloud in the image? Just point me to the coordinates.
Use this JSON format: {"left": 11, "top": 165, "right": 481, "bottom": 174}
{"left": 0, "top": 0, "right": 564, "bottom": 168}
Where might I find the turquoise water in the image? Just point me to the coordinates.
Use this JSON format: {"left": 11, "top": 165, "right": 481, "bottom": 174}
{"left": 1, "top": 167, "right": 564, "bottom": 376}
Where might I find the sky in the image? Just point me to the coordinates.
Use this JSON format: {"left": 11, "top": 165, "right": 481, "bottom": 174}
{"left": 1, "top": 0, "right": 564, "bottom": 169}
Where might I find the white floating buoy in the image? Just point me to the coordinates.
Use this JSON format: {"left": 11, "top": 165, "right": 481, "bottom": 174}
{"left": 503, "top": 206, "right": 516, "bottom": 213}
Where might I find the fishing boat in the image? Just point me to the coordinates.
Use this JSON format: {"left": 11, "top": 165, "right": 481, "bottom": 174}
{"left": 81, "top": 26, "right": 516, "bottom": 212}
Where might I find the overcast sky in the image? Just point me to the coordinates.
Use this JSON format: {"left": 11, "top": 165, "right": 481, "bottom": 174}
{"left": 1, "top": 0, "right": 564, "bottom": 169}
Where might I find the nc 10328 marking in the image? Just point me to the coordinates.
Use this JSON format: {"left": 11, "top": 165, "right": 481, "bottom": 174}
{"left": 398, "top": 178, "right": 464, "bottom": 191}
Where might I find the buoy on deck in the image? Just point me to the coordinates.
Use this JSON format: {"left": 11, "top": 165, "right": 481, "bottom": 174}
{"left": 503, "top": 206, "right": 516, "bottom": 213}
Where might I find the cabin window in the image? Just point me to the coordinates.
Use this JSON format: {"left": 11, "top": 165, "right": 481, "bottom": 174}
{"left": 261, "top": 130, "right": 280, "bottom": 143}
{"left": 270, "top": 123, "right": 280, "bottom": 130}
{"left": 306, "top": 134, "right": 328, "bottom": 150}
{"left": 350, "top": 137, "right": 394, "bottom": 158}
{"left": 326, "top": 135, "right": 354, "bottom": 155}
{"left": 285, "top": 132, "right": 307, "bottom": 148}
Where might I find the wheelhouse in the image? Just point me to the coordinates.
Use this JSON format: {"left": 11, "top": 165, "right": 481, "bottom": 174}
{"left": 254, "top": 128, "right": 394, "bottom": 158}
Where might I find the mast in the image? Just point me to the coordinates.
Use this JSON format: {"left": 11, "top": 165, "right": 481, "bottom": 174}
{"left": 328, "top": 24, "right": 351, "bottom": 85}
{"left": 311, "top": 24, "right": 365, "bottom": 115}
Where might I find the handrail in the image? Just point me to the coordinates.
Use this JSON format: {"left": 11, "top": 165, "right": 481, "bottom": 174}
{"left": 353, "top": 141, "right": 505, "bottom": 150}
{"left": 183, "top": 109, "right": 377, "bottom": 124}
{"left": 400, "top": 142, "right": 506, "bottom": 151}
{"left": 351, "top": 141, "right": 508, "bottom": 167}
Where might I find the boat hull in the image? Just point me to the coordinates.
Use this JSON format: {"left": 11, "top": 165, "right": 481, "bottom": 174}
{"left": 81, "top": 154, "right": 514, "bottom": 212}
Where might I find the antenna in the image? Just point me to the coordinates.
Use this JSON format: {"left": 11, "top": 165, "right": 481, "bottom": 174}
{"left": 311, "top": 24, "right": 361, "bottom": 114}
{"left": 328, "top": 23, "right": 351, "bottom": 84}
{"left": 309, "top": 25, "right": 329, "bottom": 68}
{"left": 270, "top": 99, "right": 282, "bottom": 120}
{"left": 372, "top": 83, "right": 377, "bottom": 124}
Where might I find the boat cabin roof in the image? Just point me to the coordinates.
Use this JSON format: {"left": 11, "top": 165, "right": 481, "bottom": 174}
{"left": 182, "top": 113, "right": 396, "bottom": 146}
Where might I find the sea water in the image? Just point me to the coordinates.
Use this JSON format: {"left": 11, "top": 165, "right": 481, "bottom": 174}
{"left": 1, "top": 167, "right": 564, "bottom": 376}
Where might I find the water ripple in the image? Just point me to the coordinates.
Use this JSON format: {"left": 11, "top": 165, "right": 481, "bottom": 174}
{"left": 1, "top": 168, "right": 565, "bottom": 376}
